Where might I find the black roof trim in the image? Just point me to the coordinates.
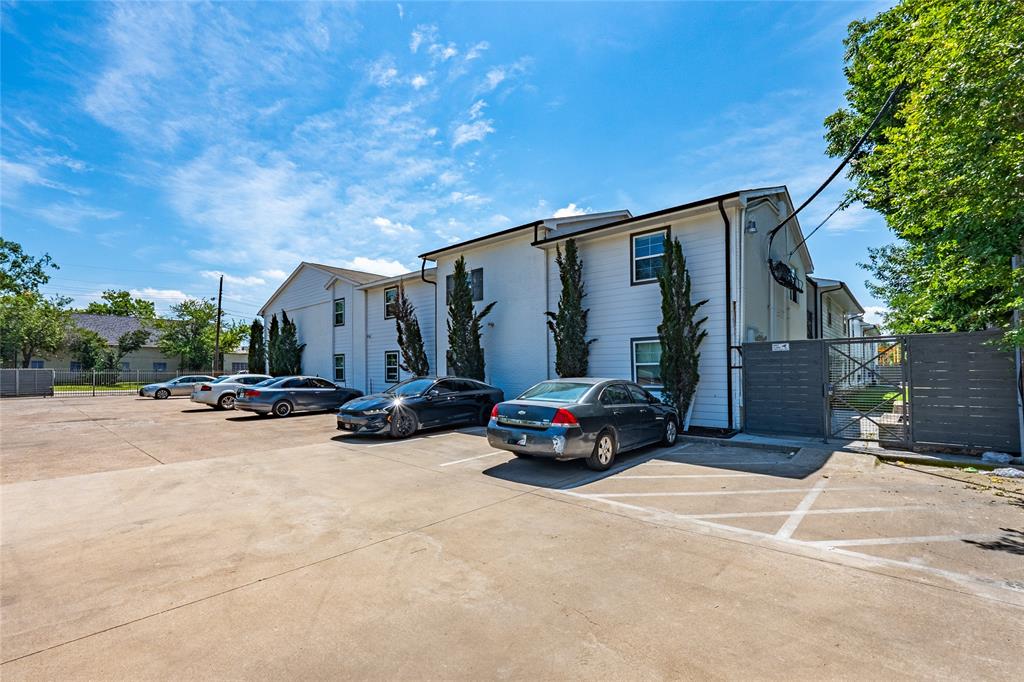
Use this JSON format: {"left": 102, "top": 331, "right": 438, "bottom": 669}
{"left": 419, "top": 219, "right": 543, "bottom": 260}
{"left": 532, "top": 191, "right": 742, "bottom": 246}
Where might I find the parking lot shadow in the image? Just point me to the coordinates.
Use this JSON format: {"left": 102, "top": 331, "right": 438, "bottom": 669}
{"left": 964, "top": 528, "right": 1024, "bottom": 556}
{"left": 482, "top": 444, "right": 830, "bottom": 490}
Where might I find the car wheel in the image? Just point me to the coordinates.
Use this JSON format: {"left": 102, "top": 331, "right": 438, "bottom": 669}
{"left": 155, "top": 388, "right": 170, "bottom": 400}
{"left": 272, "top": 400, "right": 293, "bottom": 418}
{"left": 389, "top": 409, "right": 418, "bottom": 438}
{"left": 218, "top": 393, "right": 236, "bottom": 410}
{"left": 586, "top": 431, "right": 616, "bottom": 471}
{"left": 663, "top": 417, "right": 678, "bottom": 446}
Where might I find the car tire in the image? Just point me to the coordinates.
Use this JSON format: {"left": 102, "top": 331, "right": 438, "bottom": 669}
{"left": 662, "top": 417, "right": 678, "bottom": 446}
{"left": 389, "top": 409, "right": 418, "bottom": 438}
{"left": 155, "top": 388, "right": 170, "bottom": 400}
{"left": 272, "top": 400, "right": 293, "bottom": 418}
{"left": 586, "top": 431, "right": 616, "bottom": 472}
{"left": 477, "top": 405, "right": 492, "bottom": 426}
{"left": 218, "top": 393, "right": 236, "bottom": 410}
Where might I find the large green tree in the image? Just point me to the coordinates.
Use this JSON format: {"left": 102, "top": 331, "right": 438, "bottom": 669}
{"left": 657, "top": 238, "right": 708, "bottom": 416}
{"left": 446, "top": 256, "right": 495, "bottom": 380}
{"left": 267, "top": 314, "right": 283, "bottom": 376}
{"left": 0, "top": 239, "right": 57, "bottom": 294}
{"left": 823, "top": 0, "right": 1024, "bottom": 344}
{"left": 83, "top": 290, "right": 156, "bottom": 319}
{"left": 395, "top": 282, "right": 430, "bottom": 376}
{"left": 546, "top": 239, "right": 595, "bottom": 377}
{"left": 0, "top": 292, "right": 72, "bottom": 367}
{"left": 247, "top": 318, "right": 266, "bottom": 374}
{"left": 156, "top": 298, "right": 218, "bottom": 371}
{"left": 65, "top": 326, "right": 108, "bottom": 371}
{"left": 277, "top": 311, "right": 305, "bottom": 375}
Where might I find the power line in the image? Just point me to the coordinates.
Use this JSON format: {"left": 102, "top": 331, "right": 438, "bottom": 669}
{"left": 789, "top": 201, "right": 847, "bottom": 257}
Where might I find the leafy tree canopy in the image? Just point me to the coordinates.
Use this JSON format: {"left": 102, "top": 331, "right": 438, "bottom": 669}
{"left": 0, "top": 238, "right": 57, "bottom": 294}
{"left": 395, "top": 282, "right": 430, "bottom": 377}
{"left": 546, "top": 239, "right": 595, "bottom": 378}
{"left": 0, "top": 292, "right": 72, "bottom": 367}
{"left": 83, "top": 289, "right": 156, "bottom": 319}
{"left": 823, "top": 0, "right": 1024, "bottom": 344}
{"left": 156, "top": 298, "right": 218, "bottom": 372}
{"left": 446, "top": 256, "right": 495, "bottom": 381}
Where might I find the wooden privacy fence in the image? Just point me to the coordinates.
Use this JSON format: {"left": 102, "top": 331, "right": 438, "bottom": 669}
{"left": 741, "top": 330, "right": 1021, "bottom": 454}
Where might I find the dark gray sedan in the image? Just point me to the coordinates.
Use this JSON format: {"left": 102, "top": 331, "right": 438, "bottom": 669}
{"left": 234, "top": 376, "right": 363, "bottom": 417}
{"left": 487, "top": 378, "right": 679, "bottom": 471}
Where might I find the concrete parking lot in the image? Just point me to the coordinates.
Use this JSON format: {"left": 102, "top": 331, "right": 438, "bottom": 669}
{"left": 2, "top": 396, "right": 1022, "bottom": 679}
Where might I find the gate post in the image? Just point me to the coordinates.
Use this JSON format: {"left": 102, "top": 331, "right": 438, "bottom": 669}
{"left": 92, "top": 370, "right": 96, "bottom": 397}
{"left": 15, "top": 369, "right": 20, "bottom": 397}
{"left": 821, "top": 340, "right": 829, "bottom": 444}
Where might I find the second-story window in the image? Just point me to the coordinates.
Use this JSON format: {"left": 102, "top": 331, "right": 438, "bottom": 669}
{"left": 631, "top": 229, "right": 668, "bottom": 284}
{"left": 446, "top": 268, "right": 483, "bottom": 303}
{"left": 334, "top": 298, "right": 345, "bottom": 326}
{"left": 384, "top": 287, "right": 398, "bottom": 319}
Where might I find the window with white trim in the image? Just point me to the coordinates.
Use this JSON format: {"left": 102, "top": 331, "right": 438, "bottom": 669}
{"left": 384, "top": 351, "right": 400, "bottom": 383}
{"left": 632, "top": 340, "right": 662, "bottom": 388}
{"left": 334, "top": 354, "right": 346, "bottom": 382}
{"left": 334, "top": 298, "right": 345, "bottom": 326}
{"left": 384, "top": 287, "right": 398, "bottom": 319}
{"left": 631, "top": 230, "right": 667, "bottom": 283}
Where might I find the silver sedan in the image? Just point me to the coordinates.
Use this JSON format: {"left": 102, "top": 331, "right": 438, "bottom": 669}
{"left": 139, "top": 375, "right": 217, "bottom": 399}
{"left": 190, "top": 374, "right": 272, "bottom": 409}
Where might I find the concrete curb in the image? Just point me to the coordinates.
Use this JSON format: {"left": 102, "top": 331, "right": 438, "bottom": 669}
{"left": 675, "top": 434, "right": 803, "bottom": 453}
{"left": 866, "top": 450, "right": 1024, "bottom": 472}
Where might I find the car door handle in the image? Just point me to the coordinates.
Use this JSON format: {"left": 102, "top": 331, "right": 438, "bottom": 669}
{"left": 613, "top": 410, "right": 623, "bottom": 415}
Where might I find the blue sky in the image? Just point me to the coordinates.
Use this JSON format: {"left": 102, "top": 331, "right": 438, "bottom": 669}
{"left": 2, "top": 0, "right": 892, "bottom": 325}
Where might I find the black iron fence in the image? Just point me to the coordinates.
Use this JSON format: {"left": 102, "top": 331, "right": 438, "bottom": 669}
{"left": 0, "top": 369, "right": 184, "bottom": 398}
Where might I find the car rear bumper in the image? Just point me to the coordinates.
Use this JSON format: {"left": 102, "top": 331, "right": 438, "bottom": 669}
{"left": 235, "top": 401, "right": 272, "bottom": 414}
{"left": 486, "top": 421, "right": 591, "bottom": 460}
{"left": 337, "top": 412, "right": 389, "bottom": 433}
{"left": 190, "top": 392, "right": 218, "bottom": 405}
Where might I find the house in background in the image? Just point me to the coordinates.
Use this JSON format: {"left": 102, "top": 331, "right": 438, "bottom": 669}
{"left": 27, "top": 313, "right": 248, "bottom": 372}
{"left": 806, "top": 276, "right": 870, "bottom": 339}
{"left": 262, "top": 185, "right": 823, "bottom": 431}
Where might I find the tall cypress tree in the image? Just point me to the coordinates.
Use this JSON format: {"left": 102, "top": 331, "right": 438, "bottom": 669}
{"left": 267, "top": 313, "right": 281, "bottom": 376}
{"left": 545, "top": 238, "right": 595, "bottom": 377}
{"left": 247, "top": 318, "right": 266, "bottom": 374}
{"left": 279, "top": 310, "right": 305, "bottom": 375}
{"left": 657, "top": 237, "right": 708, "bottom": 415}
{"left": 446, "top": 255, "right": 495, "bottom": 380}
{"left": 395, "top": 282, "right": 430, "bottom": 376}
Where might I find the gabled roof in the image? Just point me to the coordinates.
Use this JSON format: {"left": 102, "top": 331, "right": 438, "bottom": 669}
{"left": 259, "top": 261, "right": 385, "bottom": 315}
{"left": 357, "top": 267, "right": 438, "bottom": 290}
{"left": 71, "top": 313, "right": 161, "bottom": 347}
{"left": 808, "top": 276, "right": 865, "bottom": 315}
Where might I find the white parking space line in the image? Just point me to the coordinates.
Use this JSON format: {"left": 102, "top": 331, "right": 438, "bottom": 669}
{"left": 439, "top": 451, "right": 505, "bottom": 467}
{"left": 617, "top": 473, "right": 761, "bottom": 479}
{"left": 776, "top": 479, "right": 829, "bottom": 539}
{"left": 683, "top": 506, "right": 929, "bottom": 519}
{"left": 640, "top": 459, "right": 791, "bottom": 467}
{"left": 809, "top": 533, "right": 997, "bottom": 548}
{"left": 586, "top": 486, "right": 873, "bottom": 498}
{"left": 364, "top": 437, "right": 426, "bottom": 448}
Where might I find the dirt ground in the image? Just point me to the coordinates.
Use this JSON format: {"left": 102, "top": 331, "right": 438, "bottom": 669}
{"left": 2, "top": 396, "right": 1022, "bottom": 680}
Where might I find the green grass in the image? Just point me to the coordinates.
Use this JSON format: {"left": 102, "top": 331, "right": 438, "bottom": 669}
{"left": 55, "top": 383, "right": 146, "bottom": 392}
{"left": 838, "top": 385, "right": 908, "bottom": 406}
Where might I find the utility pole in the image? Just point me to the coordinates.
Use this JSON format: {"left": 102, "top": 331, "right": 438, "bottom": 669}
{"left": 213, "top": 275, "right": 223, "bottom": 375}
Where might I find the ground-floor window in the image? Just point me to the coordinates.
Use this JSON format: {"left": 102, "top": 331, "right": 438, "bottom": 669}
{"left": 334, "top": 354, "right": 346, "bottom": 382}
{"left": 29, "top": 360, "right": 44, "bottom": 369}
{"left": 632, "top": 339, "right": 662, "bottom": 388}
{"left": 385, "top": 351, "right": 399, "bottom": 383}
{"left": 231, "top": 362, "right": 247, "bottom": 372}
{"left": 120, "top": 362, "right": 130, "bottom": 371}
{"left": 153, "top": 362, "right": 167, "bottom": 371}
{"left": 70, "top": 361, "right": 82, "bottom": 371}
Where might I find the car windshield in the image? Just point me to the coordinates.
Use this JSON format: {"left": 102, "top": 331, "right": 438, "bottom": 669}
{"left": 517, "top": 381, "right": 593, "bottom": 403}
{"left": 385, "top": 377, "right": 435, "bottom": 397}
{"left": 211, "top": 376, "right": 233, "bottom": 384}
{"left": 252, "top": 377, "right": 285, "bottom": 388}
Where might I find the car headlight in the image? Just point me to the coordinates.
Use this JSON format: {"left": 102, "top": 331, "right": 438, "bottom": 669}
{"left": 363, "top": 409, "right": 390, "bottom": 415}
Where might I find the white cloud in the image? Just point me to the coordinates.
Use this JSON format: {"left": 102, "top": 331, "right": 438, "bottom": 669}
{"left": 396, "top": 3, "right": 404, "bottom": 20}
{"left": 477, "top": 58, "right": 530, "bottom": 94}
{"left": 465, "top": 41, "right": 489, "bottom": 61}
{"left": 552, "top": 203, "right": 590, "bottom": 218}
{"left": 821, "top": 202, "right": 874, "bottom": 234}
{"left": 409, "top": 24, "right": 436, "bottom": 53}
{"left": 129, "top": 287, "right": 191, "bottom": 305}
{"left": 200, "top": 270, "right": 267, "bottom": 286}
{"left": 368, "top": 57, "right": 399, "bottom": 87}
{"left": 410, "top": 74, "right": 429, "bottom": 90}
{"left": 468, "top": 99, "right": 487, "bottom": 120}
{"left": 372, "top": 216, "right": 417, "bottom": 236}
{"left": 260, "top": 269, "right": 288, "bottom": 280}
{"left": 33, "top": 201, "right": 121, "bottom": 232}
{"left": 452, "top": 119, "right": 495, "bottom": 148}
{"left": 428, "top": 42, "right": 458, "bottom": 62}
{"left": 340, "top": 256, "right": 411, "bottom": 277}
{"left": 449, "top": 191, "right": 485, "bottom": 205}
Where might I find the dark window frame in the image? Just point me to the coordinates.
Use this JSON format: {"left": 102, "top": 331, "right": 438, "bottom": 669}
{"left": 334, "top": 298, "right": 346, "bottom": 326}
{"left": 629, "top": 226, "right": 671, "bottom": 286}
{"left": 334, "top": 354, "right": 346, "bottom": 382}
{"left": 384, "top": 350, "right": 400, "bottom": 383}
{"left": 445, "top": 267, "right": 484, "bottom": 303}
{"left": 630, "top": 336, "right": 663, "bottom": 389}
{"left": 384, "top": 287, "right": 398, "bottom": 320}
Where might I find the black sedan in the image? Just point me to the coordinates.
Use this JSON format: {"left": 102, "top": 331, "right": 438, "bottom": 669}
{"left": 234, "top": 376, "right": 363, "bottom": 417}
{"left": 487, "top": 378, "right": 679, "bottom": 471}
{"left": 337, "top": 376, "right": 504, "bottom": 438}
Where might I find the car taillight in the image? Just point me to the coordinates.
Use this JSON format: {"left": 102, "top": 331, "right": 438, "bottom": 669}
{"left": 200, "top": 385, "right": 211, "bottom": 391}
{"left": 552, "top": 408, "right": 578, "bottom": 426}
{"left": 247, "top": 390, "right": 260, "bottom": 397}
{"left": 490, "top": 404, "right": 499, "bottom": 419}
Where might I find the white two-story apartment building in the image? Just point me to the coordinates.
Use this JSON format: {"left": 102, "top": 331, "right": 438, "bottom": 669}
{"left": 259, "top": 185, "right": 845, "bottom": 430}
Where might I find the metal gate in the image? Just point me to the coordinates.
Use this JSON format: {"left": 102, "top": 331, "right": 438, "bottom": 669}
{"left": 826, "top": 336, "right": 909, "bottom": 446}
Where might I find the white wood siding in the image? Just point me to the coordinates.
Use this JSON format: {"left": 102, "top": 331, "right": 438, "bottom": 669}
{"left": 261, "top": 265, "right": 334, "bottom": 380}
{"left": 365, "top": 278, "right": 437, "bottom": 394}
{"left": 433, "top": 232, "right": 549, "bottom": 400}
{"left": 331, "top": 280, "right": 358, "bottom": 388}
{"left": 548, "top": 210, "right": 730, "bottom": 428}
